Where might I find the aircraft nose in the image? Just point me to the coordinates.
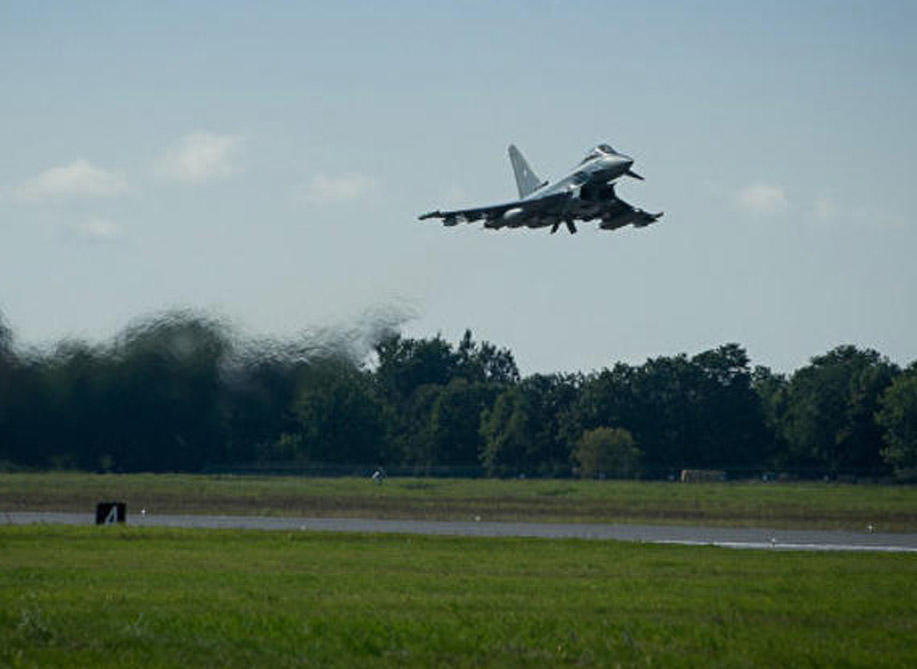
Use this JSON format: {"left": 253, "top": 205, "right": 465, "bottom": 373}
{"left": 610, "top": 155, "right": 633, "bottom": 172}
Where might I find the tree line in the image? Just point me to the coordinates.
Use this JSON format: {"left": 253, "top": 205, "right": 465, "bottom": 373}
{"left": 1, "top": 310, "right": 915, "bottom": 480}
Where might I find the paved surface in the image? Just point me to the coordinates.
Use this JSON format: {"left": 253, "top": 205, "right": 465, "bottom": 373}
{"left": 6, "top": 511, "right": 917, "bottom": 553}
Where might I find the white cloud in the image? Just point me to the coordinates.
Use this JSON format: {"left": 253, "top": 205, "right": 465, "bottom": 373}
{"left": 735, "top": 183, "right": 788, "bottom": 215}
{"left": 300, "top": 173, "right": 376, "bottom": 204}
{"left": 813, "top": 195, "right": 838, "bottom": 221}
{"left": 811, "top": 195, "right": 903, "bottom": 229}
{"left": 17, "top": 160, "right": 128, "bottom": 200}
{"left": 67, "top": 219, "right": 126, "bottom": 243}
{"left": 155, "top": 132, "right": 242, "bottom": 184}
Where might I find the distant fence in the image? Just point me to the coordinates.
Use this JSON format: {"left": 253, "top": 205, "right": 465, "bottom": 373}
{"left": 201, "top": 461, "right": 895, "bottom": 483}
{"left": 203, "top": 462, "right": 490, "bottom": 478}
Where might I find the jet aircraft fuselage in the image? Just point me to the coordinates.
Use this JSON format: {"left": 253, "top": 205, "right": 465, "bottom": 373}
{"left": 419, "top": 143, "right": 662, "bottom": 234}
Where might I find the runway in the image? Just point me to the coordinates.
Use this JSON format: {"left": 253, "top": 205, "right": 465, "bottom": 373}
{"left": 6, "top": 511, "right": 917, "bottom": 553}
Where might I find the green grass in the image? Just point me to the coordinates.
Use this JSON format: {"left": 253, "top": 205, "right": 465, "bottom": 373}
{"left": 2, "top": 472, "right": 917, "bottom": 531}
{"left": 0, "top": 525, "right": 915, "bottom": 667}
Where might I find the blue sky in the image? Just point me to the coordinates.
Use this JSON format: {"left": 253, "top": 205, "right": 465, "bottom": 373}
{"left": 2, "top": 1, "right": 915, "bottom": 373}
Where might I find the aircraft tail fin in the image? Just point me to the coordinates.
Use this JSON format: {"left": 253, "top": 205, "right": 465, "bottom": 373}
{"left": 508, "top": 145, "right": 542, "bottom": 198}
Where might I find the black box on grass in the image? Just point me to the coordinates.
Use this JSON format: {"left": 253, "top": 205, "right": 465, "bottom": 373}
{"left": 96, "top": 502, "right": 126, "bottom": 524}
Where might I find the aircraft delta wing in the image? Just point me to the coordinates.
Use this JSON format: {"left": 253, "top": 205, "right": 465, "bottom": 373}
{"left": 419, "top": 143, "right": 663, "bottom": 234}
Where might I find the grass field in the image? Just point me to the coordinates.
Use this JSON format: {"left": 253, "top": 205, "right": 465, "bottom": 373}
{"left": 1, "top": 525, "right": 915, "bottom": 667}
{"left": 2, "top": 472, "right": 917, "bottom": 531}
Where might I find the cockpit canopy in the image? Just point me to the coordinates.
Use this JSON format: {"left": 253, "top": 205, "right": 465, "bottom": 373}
{"left": 580, "top": 143, "right": 618, "bottom": 164}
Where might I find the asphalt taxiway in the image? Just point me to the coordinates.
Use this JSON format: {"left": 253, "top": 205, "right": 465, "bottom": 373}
{"left": 6, "top": 512, "right": 917, "bottom": 553}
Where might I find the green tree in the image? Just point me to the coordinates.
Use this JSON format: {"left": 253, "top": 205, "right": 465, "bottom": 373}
{"left": 565, "top": 357, "right": 694, "bottom": 476}
{"left": 517, "top": 373, "right": 581, "bottom": 475}
{"left": 560, "top": 364, "right": 636, "bottom": 451}
{"left": 292, "top": 357, "right": 387, "bottom": 465}
{"left": 224, "top": 344, "right": 314, "bottom": 464}
{"left": 0, "top": 312, "right": 11, "bottom": 360}
{"left": 691, "top": 344, "right": 770, "bottom": 470}
{"left": 374, "top": 330, "right": 519, "bottom": 470}
{"left": 41, "top": 341, "right": 113, "bottom": 470}
{"left": 752, "top": 365, "right": 788, "bottom": 464}
{"left": 429, "top": 378, "right": 498, "bottom": 467}
{"left": 574, "top": 427, "right": 641, "bottom": 478}
{"left": 479, "top": 387, "right": 533, "bottom": 476}
{"left": 372, "top": 334, "right": 457, "bottom": 468}
{"left": 480, "top": 373, "right": 583, "bottom": 477}
{"left": 0, "top": 314, "right": 16, "bottom": 465}
{"left": 455, "top": 330, "right": 519, "bottom": 385}
{"left": 374, "top": 334, "right": 457, "bottom": 400}
{"left": 394, "top": 384, "right": 443, "bottom": 470}
{"left": 107, "top": 311, "right": 233, "bottom": 471}
{"left": 877, "top": 365, "right": 917, "bottom": 480}
{"left": 780, "top": 346, "right": 898, "bottom": 476}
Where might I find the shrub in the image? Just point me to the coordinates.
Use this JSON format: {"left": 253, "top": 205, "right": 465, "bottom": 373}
{"left": 574, "top": 427, "right": 641, "bottom": 479}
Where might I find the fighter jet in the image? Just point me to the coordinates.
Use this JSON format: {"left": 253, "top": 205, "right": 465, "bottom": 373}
{"left": 419, "top": 143, "right": 662, "bottom": 234}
